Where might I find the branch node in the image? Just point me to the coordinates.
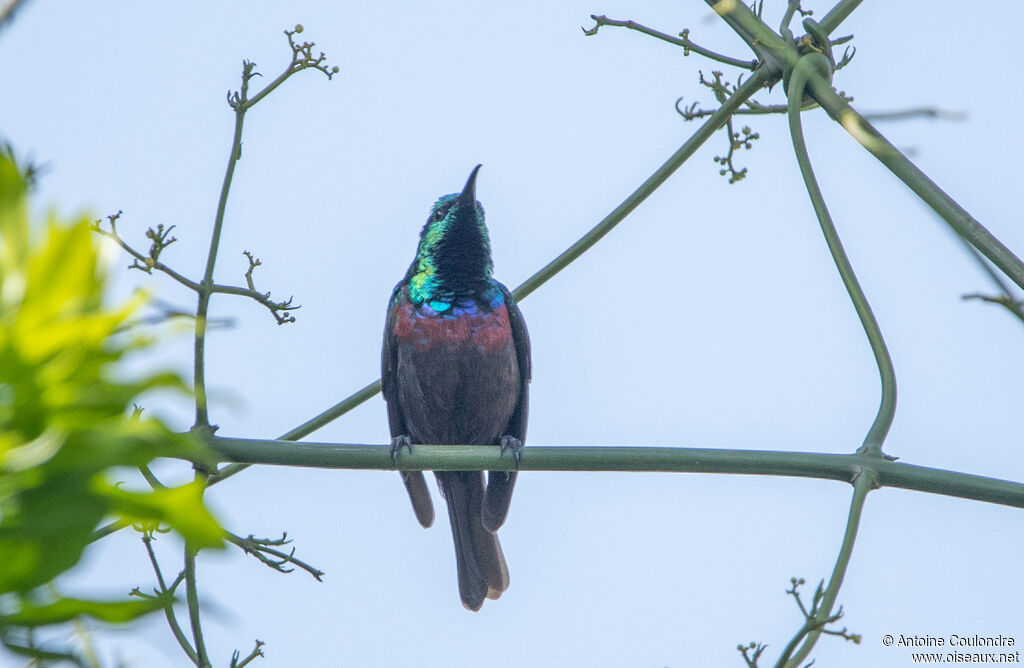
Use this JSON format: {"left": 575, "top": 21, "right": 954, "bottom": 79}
{"left": 285, "top": 24, "right": 339, "bottom": 79}
{"left": 774, "top": 576, "right": 861, "bottom": 664}
{"left": 582, "top": 14, "right": 607, "bottom": 36}
{"left": 231, "top": 250, "right": 301, "bottom": 324}
{"left": 688, "top": 72, "right": 762, "bottom": 183}
{"left": 231, "top": 639, "right": 266, "bottom": 668}
{"left": 836, "top": 45, "right": 856, "bottom": 71}
{"left": 737, "top": 641, "right": 768, "bottom": 667}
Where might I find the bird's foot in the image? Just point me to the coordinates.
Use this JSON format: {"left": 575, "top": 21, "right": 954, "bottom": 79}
{"left": 499, "top": 435, "right": 524, "bottom": 467}
{"left": 389, "top": 435, "right": 413, "bottom": 468}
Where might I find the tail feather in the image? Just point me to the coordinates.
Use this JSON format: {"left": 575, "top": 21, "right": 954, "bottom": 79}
{"left": 481, "top": 471, "right": 517, "bottom": 532}
{"left": 437, "top": 471, "right": 509, "bottom": 611}
{"left": 402, "top": 471, "right": 434, "bottom": 528}
{"left": 467, "top": 471, "right": 509, "bottom": 598}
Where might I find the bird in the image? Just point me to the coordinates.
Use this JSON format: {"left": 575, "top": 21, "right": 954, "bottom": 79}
{"left": 381, "top": 165, "right": 530, "bottom": 611}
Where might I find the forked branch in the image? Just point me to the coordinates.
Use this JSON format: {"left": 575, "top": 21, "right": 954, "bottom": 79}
{"left": 225, "top": 531, "right": 325, "bottom": 581}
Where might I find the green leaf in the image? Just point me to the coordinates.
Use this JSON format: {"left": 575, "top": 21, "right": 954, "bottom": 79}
{"left": 55, "top": 417, "right": 213, "bottom": 474}
{"left": 0, "top": 592, "right": 173, "bottom": 627}
{"left": 0, "top": 474, "right": 108, "bottom": 592}
{"left": 1, "top": 640, "right": 86, "bottom": 664}
{"left": 93, "top": 478, "right": 225, "bottom": 550}
{"left": 0, "top": 153, "right": 29, "bottom": 293}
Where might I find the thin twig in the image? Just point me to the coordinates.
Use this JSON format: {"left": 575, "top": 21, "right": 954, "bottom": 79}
{"left": 139, "top": 464, "right": 166, "bottom": 489}
{"left": 714, "top": 117, "right": 759, "bottom": 183}
{"left": 211, "top": 282, "right": 299, "bottom": 324}
{"left": 679, "top": 101, "right": 962, "bottom": 122}
{"left": 962, "top": 293, "right": 1024, "bottom": 325}
{"left": 738, "top": 641, "right": 768, "bottom": 667}
{"left": 91, "top": 212, "right": 201, "bottom": 292}
{"left": 183, "top": 547, "right": 210, "bottom": 668}
{"left": 231, "top": 640, "right": 265, "bottom": 668}
{"left": 136, "top": 534, "right": 197, "bottom": 664}
{"left": 677, "top": 98, "right": 788, "bottom": 119}
{"left": 958, "top": 241, "right": 1024, "bottom": 326}
{"left": 583, "top": 15, "right": 757, "bottom": 70}
{"left": 90, "top": 518, "right": 129, "bottom": 543}
{"left": 243, "top": 25, "right": 338, "bottom": 109}
{"left": 862, "top": 107, "right": 966, "bottom": 122}
{"left": 208, "top": 250, "right": 299, "bottom": 324}
{"left": 225, "top": 531, "right": 325, "bottom": 581}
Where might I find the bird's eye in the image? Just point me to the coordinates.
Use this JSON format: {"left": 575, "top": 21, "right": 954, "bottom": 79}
{"left": 433, "top": 208, "right": 447, "bottom": 221}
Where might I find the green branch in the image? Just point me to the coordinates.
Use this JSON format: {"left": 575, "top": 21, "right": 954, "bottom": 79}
{"left": 818, "top": 0, "right": 864, "bottom": 34}
{"left": 861, "top": 107, "right": 965, "bottom": 122}
{"left": 90, "top": 518, "right": 128, "bottom": 543}
{"left": 136, "top": 535, "right": 197, "bottom": 664}
{"left": 781, "top": 469, "right": 874, "bottom": 667}
{"left": 225, "top": 530, "right": 324, "bottom": 581}
{"left": 779, "top": 0, "right": 808, "bottom": 34}
{"left": 205, "top": 438, "right": 1024, "bottom": 509}
{"left": 957, "top": 219, "right": 1024, "bottom": 325}
{"left": 706, "top": 0, "right": 789, "bottom": 75}
{"left": 208, "top": 378, "right": 383, "bottom": 486}
{"left": 962, "top": 291, "right": 1024, "bottom": 325}
{"left": 192, "top": 57, "right": 250, "bottom": 430}
{"left": 231, "top": 640, "right": 265, "bottom": 668}
{"left": 92, "top": 212, "right": 201, "bottom": 291}
{"left": 786, "top": 56, "right": 896, "bottom": 457}
{"left": 193, "top": 27, "right": 336, "bottom": 430}
{"left": 183, "top": 547, "right": 210, "bottom": 668}
{"left": 583, "top": 15, "right": 757, "bottom": 70}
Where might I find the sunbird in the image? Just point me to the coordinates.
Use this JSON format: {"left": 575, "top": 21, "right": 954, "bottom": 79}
{"left": 382, "top": 165, "right": 531, "bottom": 610}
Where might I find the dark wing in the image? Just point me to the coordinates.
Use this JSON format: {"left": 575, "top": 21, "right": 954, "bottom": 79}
{"left": 481, "top": 282, "right": 531, "bottom": 532}
{"left": 382, "top": 284, "right": 434, "bottom": 528}
{"left": 381, "top": 283, "right": 405, "bottom": 435}
{"left": 503, "top": 283, "right": 531, "bottom": 441}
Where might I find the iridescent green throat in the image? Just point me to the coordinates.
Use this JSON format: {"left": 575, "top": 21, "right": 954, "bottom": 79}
{"left": 407, "top": 192, "right": 494, "bottom": 306}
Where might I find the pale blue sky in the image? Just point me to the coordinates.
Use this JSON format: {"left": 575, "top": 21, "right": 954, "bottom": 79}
{"left": 2, "top": 2, "right": 1023, "bottom": 666}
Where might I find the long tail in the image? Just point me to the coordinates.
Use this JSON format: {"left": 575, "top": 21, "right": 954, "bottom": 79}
{"left": 436, "top": 471, "right": 509, "bottom": 611}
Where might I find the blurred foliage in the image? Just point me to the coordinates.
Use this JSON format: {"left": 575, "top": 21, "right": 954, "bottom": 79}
{"left": 0, "top": 151, "right": 222, "bottom": 658}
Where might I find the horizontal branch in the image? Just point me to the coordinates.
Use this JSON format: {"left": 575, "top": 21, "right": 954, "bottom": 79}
{"left": 207, "top": 438, "right": 1024, "bottom": 509}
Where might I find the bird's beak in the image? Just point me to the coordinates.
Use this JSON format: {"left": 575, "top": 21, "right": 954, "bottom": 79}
{"left": 459, "top": 164, "right": 482, "bottom": 207}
